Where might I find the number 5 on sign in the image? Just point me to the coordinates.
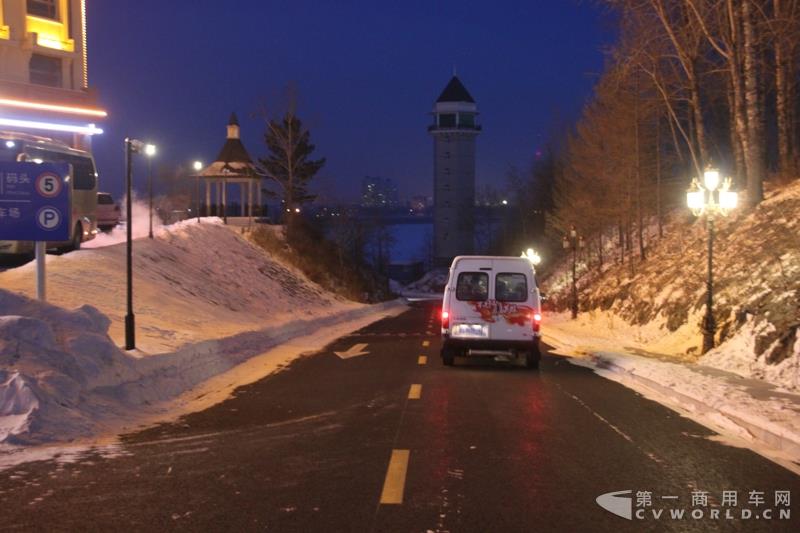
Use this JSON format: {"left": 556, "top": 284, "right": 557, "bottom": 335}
{"left": 35, "top": 172, "right": 63, "bottom": 198}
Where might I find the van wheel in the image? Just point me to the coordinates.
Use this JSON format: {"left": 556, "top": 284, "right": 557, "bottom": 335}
{"left": 525, "top": 349, "right": 540, "bottom": 370}
{"left": 442, "top": 348, "right": 455, "bottom": 366}
{"left": 71, "top": 223, "right": 82, "bottom": 251}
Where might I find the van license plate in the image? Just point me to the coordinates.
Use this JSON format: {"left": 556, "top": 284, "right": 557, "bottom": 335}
{"left": 451, "top": 324, "right": 489, "bottom": 338}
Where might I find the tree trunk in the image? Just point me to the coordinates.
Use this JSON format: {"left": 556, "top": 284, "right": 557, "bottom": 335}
{"left": 774, "top": 0, "right": 793, "bottom": 177}
{"left": 656, "top": 115, "right": 663, "bottom": 239}
{"left": 689, "top": 64, "right": 709, "bottom": 164}
{"left": 742, "top": 0, "right": 765, "bottom": 205}
{"left": 727, "top": 75, "right": 746, "bottom": 187}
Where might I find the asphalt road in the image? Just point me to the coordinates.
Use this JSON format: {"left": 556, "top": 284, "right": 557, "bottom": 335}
{"left": 1, "top": 302, "right": 799, "bottom": 532}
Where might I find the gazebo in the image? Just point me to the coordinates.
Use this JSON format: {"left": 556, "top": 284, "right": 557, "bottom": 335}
{"left": 196, "top": 113, "right": 263, "bottom": 221}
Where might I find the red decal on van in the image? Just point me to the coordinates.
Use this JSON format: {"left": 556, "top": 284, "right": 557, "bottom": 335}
{"left": 470, "top": 300, "right": 533, "bottom": 326}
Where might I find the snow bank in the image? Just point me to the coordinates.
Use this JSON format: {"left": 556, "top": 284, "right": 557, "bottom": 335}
{"left": 545, "top": 315, "right": 800, "bottom": 466}
{"left": 0, "top": 219, "right": 406, "bottom": 445}
{"left": 401, "top": 268, "right": 448, "bottom": 299}
{"left": 0, "top": 219, "right": 360, "bottom": 355}
{"left": 0, "top": 287, "right": 405, "bottom": 446}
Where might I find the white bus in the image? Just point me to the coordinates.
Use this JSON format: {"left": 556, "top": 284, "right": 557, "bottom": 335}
{"left": 0, "top": 131, "right": 99, "bottom": 255}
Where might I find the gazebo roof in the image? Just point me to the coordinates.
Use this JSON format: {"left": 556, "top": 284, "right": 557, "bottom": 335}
{"left": 198, "top": 112, "right": 262, "bottom": 179}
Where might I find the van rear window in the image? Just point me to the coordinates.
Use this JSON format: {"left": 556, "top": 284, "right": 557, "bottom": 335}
{"left": 456, "top": 272, "right": 489, "bottom": 301}
{"left": 496, "top": 273, "right": 528, "bottom": 302}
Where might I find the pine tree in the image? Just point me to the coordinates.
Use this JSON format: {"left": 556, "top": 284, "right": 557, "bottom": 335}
{"left": 259, "top": 111, "right": 326, "bottom": 219}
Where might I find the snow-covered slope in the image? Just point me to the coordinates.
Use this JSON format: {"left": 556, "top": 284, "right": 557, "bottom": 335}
{"left": 542, "top": 180, "right": 800, "bottom": 389}
{"left": 0, "top": 219, "right": 397, "bottom": 445}
{"left": 0, "top": 219, "right": 359, "bottom": 354}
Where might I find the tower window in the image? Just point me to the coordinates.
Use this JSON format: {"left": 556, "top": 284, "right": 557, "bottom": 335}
{"left": 459, "top": 113, "right": 475, "bottom": 127}
{"left": 439, "top": 114, "right": 456, "bottom": 128}
{"left": 27, "top": 0, "right": 58, "bottom": 19}
{"left": 29, "top": 54, "right": 62, "bottom": 87}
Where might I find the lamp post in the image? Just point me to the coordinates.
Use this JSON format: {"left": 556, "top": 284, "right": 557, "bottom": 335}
{"left": 687, "top": 166, "right": 738, "bottom": 353}
{"left": 145, "top": 143, "right": 157, "bottom": 239}
{"left": 124, "top": 138, "right": 146, "bottom": 350}
{"left": 562, "top": 225, "right": 585, "bottom": 319}
{"left": 193, "top": 161, "right": 203, "bottom": 223}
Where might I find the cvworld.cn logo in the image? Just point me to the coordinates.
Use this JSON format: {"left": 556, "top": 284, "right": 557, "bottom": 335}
{"left": 596, "top": 490, "right": 633, "bottom": 520}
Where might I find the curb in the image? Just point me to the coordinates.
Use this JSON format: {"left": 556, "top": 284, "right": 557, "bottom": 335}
{"left": 117, "top": 299, "right": 409, "bottom": 404}
{"left": 587, "top": 352, "right": 800, "bottom": 460}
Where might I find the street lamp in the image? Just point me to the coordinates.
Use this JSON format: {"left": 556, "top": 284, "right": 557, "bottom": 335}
{"left": 145, "top": 143, "right": 157, "bottom": 239}
{"left": 193, "top": 161, "right": 203, "bottom": 223}
{"left": 562, "top": 225, "right": 585, "bottom": 319}
{"left": 124, "top": 138, "right": 147, "bottom": 350}
{"left": 687, "top": 166, "right": 738, "bottom": 353}
{"left": 521, "top": 248, "right": 542, "bottom": 267}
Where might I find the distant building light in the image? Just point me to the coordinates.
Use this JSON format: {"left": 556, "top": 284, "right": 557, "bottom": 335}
{"left": 4, "top": 140, "right": 15, "bottom": 148}
{"left": 502, "top": 199, "right": 508, "bottom": 205}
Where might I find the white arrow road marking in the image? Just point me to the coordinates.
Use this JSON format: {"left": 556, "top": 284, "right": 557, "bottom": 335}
{"left": 334, "top": 343, "right": 369, "bottom": 359}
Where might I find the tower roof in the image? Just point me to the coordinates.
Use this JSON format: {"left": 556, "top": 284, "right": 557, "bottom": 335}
{"left": 436, "top": 76, "right": 475, "bottom": 103}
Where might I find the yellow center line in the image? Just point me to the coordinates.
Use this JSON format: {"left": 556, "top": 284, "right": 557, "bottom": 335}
{"left": 408, "top": 384, "right": 422, "bottom": 399}
{"left": 379, "top": 449, "right": 410, "bottom": 504}
{"left": 422, "top": 340, "right": 430, "bottom": 347}
{"left": 418, "top": 355, "right": 427, "bottom": 365}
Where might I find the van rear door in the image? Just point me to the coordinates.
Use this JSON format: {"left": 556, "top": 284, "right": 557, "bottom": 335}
{"left": 448, "top": 260, "right": 492, "bottom": 339}
{"left": 489, "top": 267, "right": 534, "bottom": 342}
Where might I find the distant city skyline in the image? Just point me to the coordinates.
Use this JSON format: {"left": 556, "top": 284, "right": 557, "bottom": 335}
{"left": 87, "top": 1, "right": 612, "bottom": 203}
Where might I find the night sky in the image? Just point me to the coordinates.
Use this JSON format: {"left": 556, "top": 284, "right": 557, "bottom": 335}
{"left": 88, "top": 1, "right": 612, "bottom": 203}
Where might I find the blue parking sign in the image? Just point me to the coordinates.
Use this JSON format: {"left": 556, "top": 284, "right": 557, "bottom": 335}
{"left": 0, "top": 162, "right": 71, "bottom": 241}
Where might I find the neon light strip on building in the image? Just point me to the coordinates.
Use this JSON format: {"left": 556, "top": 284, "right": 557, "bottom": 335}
{"left": 81, "top": 0, "right": 88, "bottom": 88}
{"left": 0, "top": 117, "right": 103, "bottom": 135}
{"left": 0, "top": 97, "right": 107, "bottom": 117}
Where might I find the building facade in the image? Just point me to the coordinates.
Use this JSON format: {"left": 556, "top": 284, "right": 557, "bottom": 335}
{"left": 0, "top": 0, "right": 104, "bottom": 150}
{"left": 429, "top": 75, "right": 480, "bottom": 265}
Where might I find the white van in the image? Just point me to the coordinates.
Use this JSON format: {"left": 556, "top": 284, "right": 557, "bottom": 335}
{"left": 440, "top": 256, "right": 542, "bottom": 368}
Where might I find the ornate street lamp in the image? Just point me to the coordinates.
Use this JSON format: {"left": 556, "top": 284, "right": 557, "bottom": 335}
{"left": 687, "top": 166, "right": 738, "bottom": 353}
{"left": 562, "top": 225, "right": 585, "bottom": 319}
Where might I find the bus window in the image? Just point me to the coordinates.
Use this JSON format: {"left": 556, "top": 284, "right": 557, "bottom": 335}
{"left": 69, "top": 156, "right": 97, "bottom": 190}
{"left": 23, "top": 148, "right": 97, "bottom": 190}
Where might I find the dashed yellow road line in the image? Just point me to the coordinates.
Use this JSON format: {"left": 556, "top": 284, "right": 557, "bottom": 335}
{"left": 422, "top": 340, "right": 430, "bottom": 347}
{"left": 408, "top": 384, "right": 422, "bottom": 399}
{"left": 380, "top": 449, "right": 410, "bottom": 504}
{"left": 418, "top": 355, "right": 427, "bottom": 365}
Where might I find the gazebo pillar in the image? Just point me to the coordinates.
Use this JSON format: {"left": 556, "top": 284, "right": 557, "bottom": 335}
{"left": 222, "top": 178, "right": 228, "bottom": 223}
{"left": 248, "top": 180, "right": 253, "bottom": 218}
{"left": 205, "top": 180, "right": 211, "bottom": 216}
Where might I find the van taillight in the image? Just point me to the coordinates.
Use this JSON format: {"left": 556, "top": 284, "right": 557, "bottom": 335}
{"left": 532, "top": 312, "right": 542, "bottom": 332}
{"left": 441, "top": 310, "right": 449, "bottom": 329}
